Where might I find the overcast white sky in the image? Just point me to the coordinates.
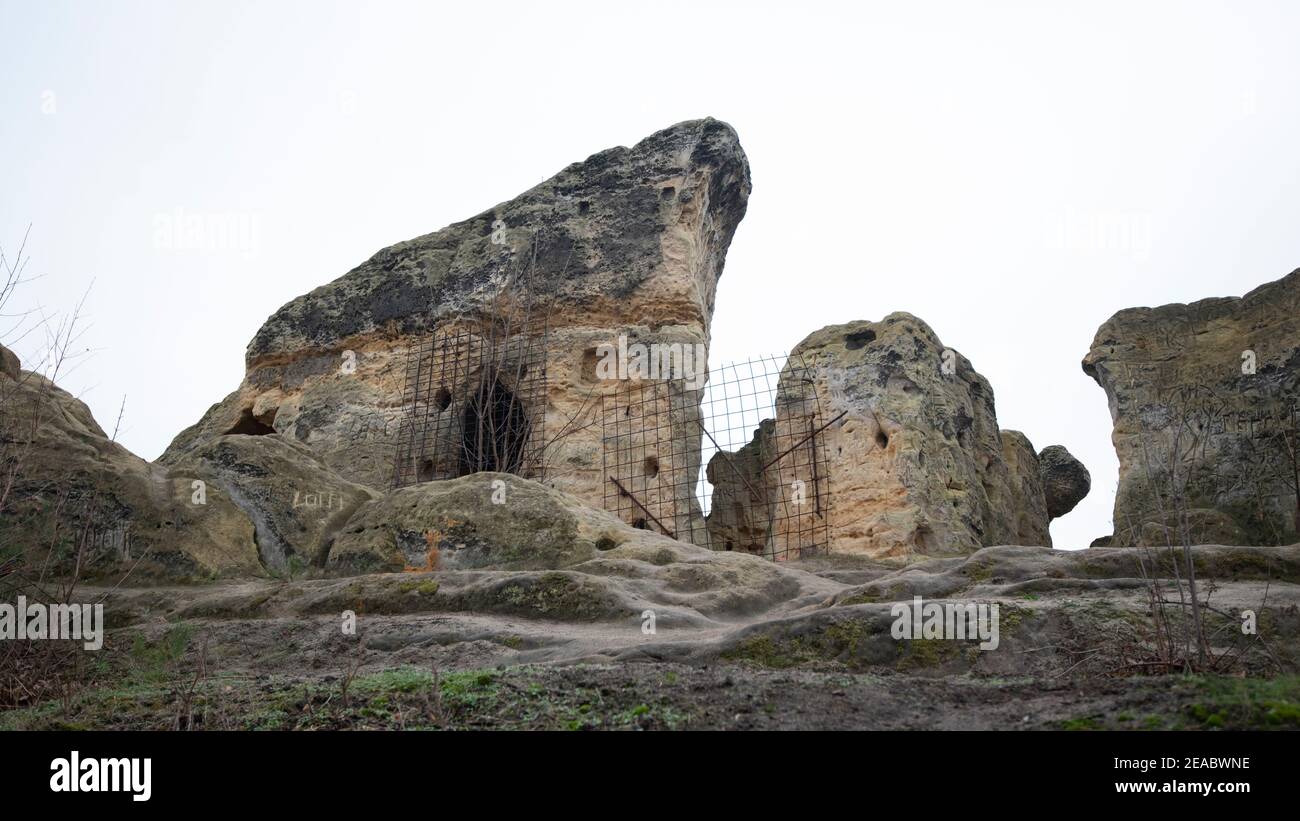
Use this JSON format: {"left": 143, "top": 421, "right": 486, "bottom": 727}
{"left": 4, "top": 0, "right": 1300, "bottom": 549}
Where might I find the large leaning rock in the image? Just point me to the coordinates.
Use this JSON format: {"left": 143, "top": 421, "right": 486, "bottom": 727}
{"left": 729, "top": 313, "right": 1086, "bottom": 560}
{"left": 1083, "top": 268, "right": 1300, "bottom": 546}
{"left": 161, "top": 118, "right": 751, "bottom": 539}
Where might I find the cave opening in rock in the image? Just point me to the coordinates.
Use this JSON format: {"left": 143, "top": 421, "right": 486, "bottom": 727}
{"left": 226, "top": 407, "right": 276, "bottom": 436}
{"left": 458, "top": 371, "right": 531, "bottom": 476}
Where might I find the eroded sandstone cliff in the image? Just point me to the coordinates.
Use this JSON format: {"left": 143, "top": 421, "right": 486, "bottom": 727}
{"left": 706, "top": 314, "right": 1089, "bottom": 561}
{"left": 1084, "top": 268, "right": 1300, "bottom": 546}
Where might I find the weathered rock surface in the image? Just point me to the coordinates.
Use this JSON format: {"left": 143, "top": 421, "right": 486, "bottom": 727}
{"left": 161, "top": 118, "right": 752, "bottom": 537}
{"left": 704, "top": 420, "right": 774, "bottom": 556}
{"left": 999, "top": 431, "right": 1053, "bottom": 544}
{"left": 1038, "top": 444, "right": 1091, "bottom": 519}
{"left": 1083, "top": 268, "right": 1300, "bottom": 546}
{"left": 169, "top": 435, "right": 379, "bottom": 572}
{"left": 1, "top": 368, "right": 389, "bottom": 579}
{"left": 0, "top": 369, "right": 262, "bottom": 579}
{"left": 64, "top": 541, "right": 1300, "bottom": 703}
{"left": 755, "top": 313, "right": 1084, "bottom": 560}
{"left": 329, "top": 472, "right": 630, "bottom": 573}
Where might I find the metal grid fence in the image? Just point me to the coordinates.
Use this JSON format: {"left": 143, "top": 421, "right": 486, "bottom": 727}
{"left": 600, "top": 353, "right": 834, "bottom": 560}
{"left": 392, "top": 325, "right": 548, "bottom": 488}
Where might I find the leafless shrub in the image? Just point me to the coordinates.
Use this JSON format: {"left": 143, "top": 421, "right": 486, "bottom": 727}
{"left": 1116, "top": 381, "right": 1293, "bottom": 675}
{"left": 171, "top": 634, "right": 210, "bottom": 730}
{"left": 338, "top": 639, "right": 365, "bottom": 711}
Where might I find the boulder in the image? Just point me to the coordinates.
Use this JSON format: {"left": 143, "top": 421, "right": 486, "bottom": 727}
{"left": 1038, "top": 445, "right": 1091, "bottom": 519}
{"left": 754, "top": 313, "right": 1061, "bottom": 560}
{"left": 168, "top": 434, "right": 379, "bottom": 572}
{"left": 329, "top": 472, "right": 644, "bottom": 574}
{"left": 1083, "top": 267, "right": 1300, "bottom": 545}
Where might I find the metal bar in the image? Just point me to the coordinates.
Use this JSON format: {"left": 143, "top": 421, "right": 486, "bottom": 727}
{"left": 759, "top": 410, "right": 847, "bottom": 473}
{"left": 608, "top": 475, "right": 676, "bottom": 539}
{"left": 809, "top": 414, "right": 822, "bottom": 518}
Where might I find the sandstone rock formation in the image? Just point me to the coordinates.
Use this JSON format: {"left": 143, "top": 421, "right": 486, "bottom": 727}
{"left": 1083, "top": 267, "right": 1300, "bottom": 546}
{"left": 2, "top": 119, "right": 1111, "bottom": 580}
{"left": 999, "top": 431, "right": 1053, "bottom": 543}
{"left": 703, "top": 421, "right": 774, "bottom": 556}
{"left": 708, "top": 313, "right": 1089, "bottom": 561}
{"left": 3, "top": 120, "right": 752, "bottom": 579}
{"left": 0, "top": 366, "right": 262, "bottom": 579}
{"left": 167, "top": 435, "right": 378, "bottom": 572}
{"left": 161, "top": 118, "right": 752, "bottom": 543}
{"left": 1038, "top": 445, "right": 1090, "bottom": 519}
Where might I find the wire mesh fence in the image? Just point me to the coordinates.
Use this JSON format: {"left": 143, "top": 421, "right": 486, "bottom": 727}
{"left": 600, "top": 379, "right": 702, "bottom": 543}
{"left": 391, "top": 324, "right": 548, "bottom": 488}
{"left": 599, "top": 352, "right": 833, "bottom": 560}
{"left": 391, "top": 298, "right": 837, "bottom": 562}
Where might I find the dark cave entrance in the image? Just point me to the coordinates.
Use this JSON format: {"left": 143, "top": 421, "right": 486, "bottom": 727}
{"left": 458, "top": 372, "right": 531, "bottom": 476}
{"left": 392, "top": 328, "right": 548, "bottom": 488}
{"left": 226, "top": 407, "right": 276, "bottom": 436}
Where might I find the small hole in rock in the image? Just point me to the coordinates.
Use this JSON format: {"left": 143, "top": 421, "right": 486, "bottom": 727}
{"left": 845, "top": 329, "right": 877, "bottom": 350}
{"left": 643, "top": 455, "right": 660, "bottom": 478}
{"left": 876, "top": 430, "right": 889, "bottom": 449}
{"left": 632, "top": 518, "right": 648, "bottom": 530}
{"left": 578, "top": 201, "right": 591, "bottom": 214}
{"left": 434, "top": 386, "right": 452, "bottom": 411}
{"left": 418, "top": 459, "right": 435, "bottom": 482}
{"left": 660, "top": 186, "right": 675, "bottom": 200}
{"left": 581, "top": 347, "right": 604, "bottom": 382}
